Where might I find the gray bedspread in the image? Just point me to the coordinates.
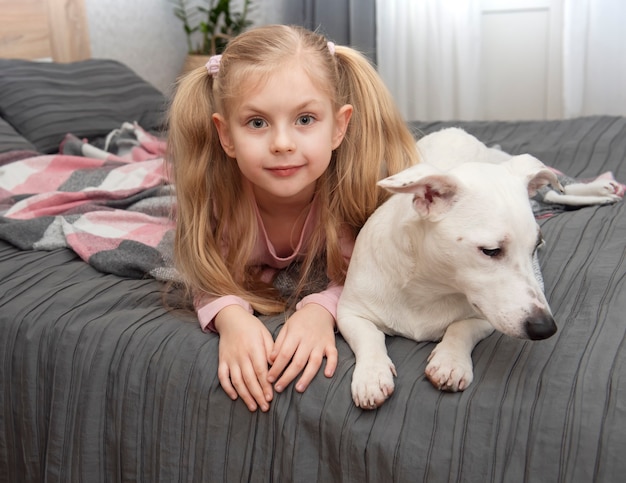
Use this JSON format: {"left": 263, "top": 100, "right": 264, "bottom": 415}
{"left": 1, "top": 110, "right": 626, "bottom": 481}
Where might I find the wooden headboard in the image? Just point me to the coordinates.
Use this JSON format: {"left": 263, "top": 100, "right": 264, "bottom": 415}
{"left": 0, "top": 0, "right": 90, "bottom": 62}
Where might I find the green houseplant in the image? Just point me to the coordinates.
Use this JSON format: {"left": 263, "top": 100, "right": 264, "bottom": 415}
{"left": 174, "top": 0, "right": 254, "bottom": 57}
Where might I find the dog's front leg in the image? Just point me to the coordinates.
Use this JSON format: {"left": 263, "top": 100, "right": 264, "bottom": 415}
{"left": 425, "top": 318, "right": 493, "bottom": 392}
{"left": 338, "top": 314, "right": 397, "bottom": 409}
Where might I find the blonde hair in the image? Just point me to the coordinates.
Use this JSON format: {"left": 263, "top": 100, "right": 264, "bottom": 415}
{"left": 167, "top": 24, "right": 419, "bottom": 314}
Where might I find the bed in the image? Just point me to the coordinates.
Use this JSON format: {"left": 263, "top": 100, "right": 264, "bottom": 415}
{"left": 1, "top": 3, "right": 626, "bottom": 482}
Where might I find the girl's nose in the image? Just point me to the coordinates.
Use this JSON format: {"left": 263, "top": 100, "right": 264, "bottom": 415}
{"left": 270, "top": 127, "right": 296, "bottom": 153}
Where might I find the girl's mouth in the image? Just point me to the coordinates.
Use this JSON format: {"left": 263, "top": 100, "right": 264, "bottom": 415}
{"left": 268, "top": 166, "right": 302, "bottom": 177}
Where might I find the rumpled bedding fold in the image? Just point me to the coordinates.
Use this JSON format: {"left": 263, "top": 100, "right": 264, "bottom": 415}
{"left": 0, "top": 122, "right": 178, "bottom": 281}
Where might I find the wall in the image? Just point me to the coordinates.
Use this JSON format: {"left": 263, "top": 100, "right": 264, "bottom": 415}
{"left": 84, "top": 0, "right": 284, "bottom": 96}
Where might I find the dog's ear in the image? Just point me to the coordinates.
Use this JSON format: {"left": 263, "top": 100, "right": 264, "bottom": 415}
{"left": 378, "top": 165, "right": 459, "bottom": 219}
{"left": 504, "top": 154, "right": 564, "bottom": 196}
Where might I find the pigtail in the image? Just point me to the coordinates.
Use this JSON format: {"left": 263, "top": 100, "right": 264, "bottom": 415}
{"left": 334, "top": 46, "right": 419, "bottom": 222}
{"left": 168, "top": 67, "right": 230, "bottom": 299}
{"left": 321, "top": 45, "right": 420, "bottom": 284}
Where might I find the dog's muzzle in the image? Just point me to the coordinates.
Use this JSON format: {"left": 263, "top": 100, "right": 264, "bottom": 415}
{"left": 525, "top": 307, "right": 557, "bottom": 340}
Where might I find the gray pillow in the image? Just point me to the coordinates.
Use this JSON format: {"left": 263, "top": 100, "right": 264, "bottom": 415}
{"left": 0, "top": 59, "right": 167, "bottom": 153}
{"left": 0, "top": 117, "right": 36, "bottom": 153}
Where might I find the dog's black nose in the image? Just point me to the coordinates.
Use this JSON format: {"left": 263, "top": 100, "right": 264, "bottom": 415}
{"left": 525, "top": 310, "right": 557, "bottom": 340}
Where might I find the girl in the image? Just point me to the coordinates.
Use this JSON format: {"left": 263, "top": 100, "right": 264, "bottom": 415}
{"left": 167, "top": 25, "right": 419, "bottom": 412}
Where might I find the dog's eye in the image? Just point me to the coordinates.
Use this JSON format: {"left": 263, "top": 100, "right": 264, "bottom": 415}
{"left": 481, "top": 247, "right": 501, "bottom": 257}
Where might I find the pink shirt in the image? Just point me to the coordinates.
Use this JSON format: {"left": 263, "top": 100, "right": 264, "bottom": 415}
{"left": 195, "top": 198, "right": 353, "bottom": 332}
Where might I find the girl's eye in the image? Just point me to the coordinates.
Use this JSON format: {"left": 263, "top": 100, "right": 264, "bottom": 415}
{"left": 248, "top": 118, "right": 266, "bottom": 129}
{"left": 297, "top": 115, "right": 315, "bottom": 126}
{"left": 481, "top": 247, "right": 502, "bottom": 258}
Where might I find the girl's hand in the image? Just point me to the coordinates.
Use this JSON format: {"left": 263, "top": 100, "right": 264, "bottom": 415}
{"left": 214, "top": 305, "right": 275, "bottom": 412}
{"left": 267, "top": 303, "right": 338, "bottom": 393}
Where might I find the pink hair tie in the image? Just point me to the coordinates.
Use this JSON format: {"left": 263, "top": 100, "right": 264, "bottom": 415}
{"left": 206, "top": 55, "right": 222, "bottom": 77}
{"left": 327, "top": 41, "right": 335, "bottom": 55}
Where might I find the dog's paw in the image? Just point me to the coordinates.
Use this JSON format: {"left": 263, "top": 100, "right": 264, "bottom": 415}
{"left": 351, "top": 356, "right": 397, "bottom": 409}
{"left": 565, "top": 179, "right": 623, "bottom": 201}
{"left": 593, "top": 180, "right": 622, "bottom": 203}
{"left": 425, "top": 346, "right": 473, "bottom": 392}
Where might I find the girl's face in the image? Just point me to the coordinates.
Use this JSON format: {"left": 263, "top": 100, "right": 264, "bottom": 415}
{"left": 213, "top": 64, "right": 352, "bottom": 208}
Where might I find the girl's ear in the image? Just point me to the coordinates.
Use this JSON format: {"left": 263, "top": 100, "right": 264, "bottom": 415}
{"left": 332, "top": 104, "right": 353, "bottom": 150}
{"left": 212, "top": 113, "right": 236, "bottom": 158}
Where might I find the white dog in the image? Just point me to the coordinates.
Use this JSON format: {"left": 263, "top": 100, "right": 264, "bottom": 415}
{"left": 336, "top": 128, "right": 559, "bottom": 409}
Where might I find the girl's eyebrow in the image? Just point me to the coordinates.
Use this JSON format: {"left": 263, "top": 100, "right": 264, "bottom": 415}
{"left": 240, "top": 98, "right": 325, "bottom": 114}
{"left": 294, "top": 99, "right": 325, "bottom": 110}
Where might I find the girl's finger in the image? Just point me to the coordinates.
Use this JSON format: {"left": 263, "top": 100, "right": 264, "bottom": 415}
{"left": 269, "top": 328, "right": 285, "bottom": 363}
{"left": 274, "top": 346, "right": 320, "bottom": 392}
{"left": 267, "top": 338, "right": 298, "bottom": 383}
{"left": 230, "top": 364, "right": 260, "bottom": 411}
{"left": 217, "top": 362, "right": 238, "bottom": 400}
{"left": 241, "top": 358, "right": 271, "bottom": 412}
{"left": 251, "top": 350, "right": 274, "bottom": 406}
{"left": 293, "top": 348, "right": 325, "bottom": 392}
{"left": 323, "top": 345, "right": 339, "bottom": 377}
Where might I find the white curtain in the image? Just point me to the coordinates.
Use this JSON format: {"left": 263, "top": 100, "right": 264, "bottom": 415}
{"left": 376, "top": 0, "right": 483, "bottom": 121}
{"left": 562, "top": 0, "right": 626, "bottom": 118}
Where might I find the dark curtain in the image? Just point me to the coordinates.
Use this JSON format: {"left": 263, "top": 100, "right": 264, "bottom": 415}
{"left": 280, "top": 0, "right": 377, "bottom": 62}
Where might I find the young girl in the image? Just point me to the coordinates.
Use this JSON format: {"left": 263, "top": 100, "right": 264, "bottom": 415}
{"left": 167, "top": 25, "right": 419, "bottom": 412}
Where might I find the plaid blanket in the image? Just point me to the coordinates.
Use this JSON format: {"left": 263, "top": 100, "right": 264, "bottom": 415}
{"left": 0, "top": 123, "right": 178, "bottom": 281}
